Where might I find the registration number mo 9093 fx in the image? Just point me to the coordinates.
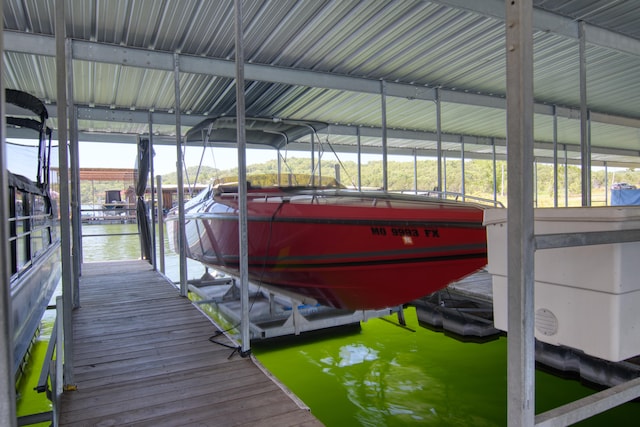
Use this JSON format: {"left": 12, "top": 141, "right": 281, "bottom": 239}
{"left": 370, "top": 226, "right": 440, "bottom": 238}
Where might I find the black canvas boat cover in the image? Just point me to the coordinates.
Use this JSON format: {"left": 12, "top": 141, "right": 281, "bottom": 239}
{"left": 184, "top": 116, "right": 329, "bottom": 150}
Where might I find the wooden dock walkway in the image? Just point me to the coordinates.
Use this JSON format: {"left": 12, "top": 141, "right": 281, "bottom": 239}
{"left": 59, "top": 260, "right": 323, "bottom": 426}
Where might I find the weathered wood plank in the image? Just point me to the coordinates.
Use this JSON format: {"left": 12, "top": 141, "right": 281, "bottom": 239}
{"left": 62, "top": 361, "right": 255, "bottom": 409}
{"left": 74, "top": 329, "right": 214, "bottom": 363}
{"left": 127, "top": 386, "right": 302, "bottom": 427}
{"left": 63, "top": 377, "right": 280, "bottom": 425}
{"left": 58, "top": 260, "right": 323, "bottom": 426}
{"left": 63, "top": 366, "right": 276, "bottom": 420}
{"left": 72, "top": 329, "right": 220, "bottom": 363}
{"left": 72, "top": 347, "right": 234, "bottom": 387}
{"left": 72, "top": 318, "right": 214, "bottom": 344}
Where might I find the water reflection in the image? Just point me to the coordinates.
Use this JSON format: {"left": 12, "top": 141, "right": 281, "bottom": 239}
{"left": 337, "top": 344, "right": 379, "bottom": 367}
{"left": 82, "top": 223, "right": 142, "bottom": 261}
{"left": 306, "top": 341, "right": 451, "bottom": 425}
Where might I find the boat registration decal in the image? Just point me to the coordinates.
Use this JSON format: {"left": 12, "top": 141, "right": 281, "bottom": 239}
{"left": 371, "top": 226, "right": 440, "bottom": 238}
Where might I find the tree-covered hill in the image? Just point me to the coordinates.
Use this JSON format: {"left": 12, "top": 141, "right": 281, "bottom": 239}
{"left": 79, "top": 156, "right": 640, "bottom": 208}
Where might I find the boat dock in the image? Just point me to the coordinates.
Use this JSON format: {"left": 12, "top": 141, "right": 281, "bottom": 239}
{"left": 58, "top": 260, "right": 323, "bottom": 426}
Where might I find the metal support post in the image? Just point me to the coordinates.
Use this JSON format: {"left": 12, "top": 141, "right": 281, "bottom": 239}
{"left": 604, "top": 162, "right": 609, "bottom": 206}
{"left": 174, "top": 53, "right": 188, "bottom": 297}
{"left": 318, "top": 134, "right": 322, "bottom": 185}
{"left": 443, "top": 151, "right": 447, "bottom": 192}
{"left": 149, "top": 113, "right": 157, "bottom": 270}
{"left": 156, "top": 175, "right": 165, "bottom": 274}
{"left": 67, "top": 40, "right": 82, "bottom": 301}
{"left": 235, "top": 0, "right": 251, "bottom": 356}
{"left": 310, "top": 129, "right": 315, "bottom": 185}
{"left": 56, "top": 0, "right": 75, "bottom": 387}
{"left": 356, "top": 127, "right": 362, "bottom": 190}
{"left": 579, "top": 21, "right": 591, "bottom": 206}
{"left": 491, "top": 138, "right": 497, "bottom": 202}
{"left": 534, "top": 159, "right": 538, "bottom": 208}
{"left": 505, "top": 1, "right": 535, "bottom": 426}
{"left": 67, "top": 40, "right": 82, "bottom": 291}
{"left": 564, "top": 145, "right": 569, "bottom": 206}
{"left": 277, "top": 149, "right": 282, "bottom": 183}
{"left": 552, "top": 106, "right": 559, "bottom": 207}
{"left": 380, "top": 80, "right": 388, "bottom": 191}
{"left": 460, "top": 138, "right": 465, "bottom": 200}
{"left": 435, "top": 87, "right": 443, "bottom": 191}
{"left": 413, "top": 148, "right": 418, "bottom": 193}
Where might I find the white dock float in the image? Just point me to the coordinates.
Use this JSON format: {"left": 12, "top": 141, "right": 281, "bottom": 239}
{"left": 485, "top": 206, "right": 640, "bottom": 362}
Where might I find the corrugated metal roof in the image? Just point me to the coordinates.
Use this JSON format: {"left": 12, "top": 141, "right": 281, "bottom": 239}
{"left": 3, "top": 0, "right": 640, "bottom": 166}
{"left": 534, "top": 0, "right": 640, "bottom": 40}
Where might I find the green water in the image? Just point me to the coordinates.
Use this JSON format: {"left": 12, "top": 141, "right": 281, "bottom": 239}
{"left": 15, "top": 303, "right": 55, "bottom": 424}
{"left": 253, "top": 310, "right": 638, "bottom": 426}
{"left": 81, "top": 222, "right": 206, "bottom": 278}
{"left": 16, "top": 223, "right": 639, "bottom": 426}
{"left": 82, "top": 222, "right": 145, "bottom": 260}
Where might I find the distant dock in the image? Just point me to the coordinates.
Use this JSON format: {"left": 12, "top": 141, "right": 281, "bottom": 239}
{"left": 58, "top": 260, "right": 322, "bottom": 426}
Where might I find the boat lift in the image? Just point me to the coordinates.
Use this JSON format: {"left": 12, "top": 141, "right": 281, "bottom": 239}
{"left": 187, "top": 271, "right": 403, "bottom": 340}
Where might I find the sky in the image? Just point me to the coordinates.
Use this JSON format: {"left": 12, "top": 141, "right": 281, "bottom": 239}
{"left": 9, "top": 138, "right": 412, "bottom": 184}
{"left": 78, "top": 141, "right": 279, "bottom": 175}
{"left": 8, "top": 138, "right": 275, "bottom": 179}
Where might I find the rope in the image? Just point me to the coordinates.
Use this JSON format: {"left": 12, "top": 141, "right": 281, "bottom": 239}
{"left": 208, "top": 330, "right": 249, "bottom": 359}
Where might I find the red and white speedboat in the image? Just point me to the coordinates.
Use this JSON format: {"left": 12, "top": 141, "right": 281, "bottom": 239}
{"left": 167, "top": 117, "right": 492, "bottom": 310}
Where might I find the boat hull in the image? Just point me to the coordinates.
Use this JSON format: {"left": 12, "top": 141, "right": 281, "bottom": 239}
{"left": 168, "top": 189, "right": 488, "bottom": 310}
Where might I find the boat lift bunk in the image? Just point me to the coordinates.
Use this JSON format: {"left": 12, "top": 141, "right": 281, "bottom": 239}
{"left": 187, "top": 270, "right": 402, "bottom": 340}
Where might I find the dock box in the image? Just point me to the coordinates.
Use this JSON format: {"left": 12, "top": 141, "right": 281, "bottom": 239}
{"left": 484, "top": 207, "right": 640, "bottom": 362}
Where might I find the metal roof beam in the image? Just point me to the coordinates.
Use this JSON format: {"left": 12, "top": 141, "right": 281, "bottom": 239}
{"left": 10, "top": 6, "right": 640, "bottom": 60}
{"left": 7, "top": 126, "right": 638, "bottom": 167}
{"left": 75, "top": 106, "right": 204, "bottom": 127}
{"left": 3, "top": 31, "right": 437, "bottom": 101}
{"left": 71, "top": 99, "right": 639, "bottom": 130}
{"left": 5, "top": 30, "right": 640, "bottom": 128}
{"left": 9, "top": 97, "right": 640, "bottom": 165}
{"left": 431, "top": 0, "right": 640, "bottom": 56}
{"left": 11, "top": 101, "right": 640, "bottom": 161}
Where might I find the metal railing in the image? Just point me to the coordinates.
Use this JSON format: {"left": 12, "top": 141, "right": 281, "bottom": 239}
{"left": 8, "top": 213, "right": 56, "bottom": 276}
{"left": 16, "top": 296, "right": 64, "bottom": 427}
{"left": 397, "top": 189, "right": 505, "bottom": 208}
{"left": 80, "top": 206, "right": 137, "bottom": 223}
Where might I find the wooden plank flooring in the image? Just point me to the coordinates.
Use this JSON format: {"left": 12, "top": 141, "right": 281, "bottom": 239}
{"left": 447, "top": 269, "right": 493, "bottom": 302}
{"left": 59, "top": 260, "right": 323, "bottom": 426}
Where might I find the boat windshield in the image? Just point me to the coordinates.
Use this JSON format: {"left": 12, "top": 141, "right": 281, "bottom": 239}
{"left": 5, "top": 142, "right": 59, "bottom": 189}
{"left": 212, "top": 173, "right": 345, "bottom": 190}
{"left": 5, "top": 89, "right": 56, "bottom": 189}
{"left": 6, "top": 142, "right": 42, "bottom": 181}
